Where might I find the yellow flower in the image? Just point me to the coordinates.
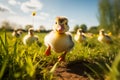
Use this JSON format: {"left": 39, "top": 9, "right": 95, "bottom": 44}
{"left": 32, "top": 11, "right": 36, "bottom": 16}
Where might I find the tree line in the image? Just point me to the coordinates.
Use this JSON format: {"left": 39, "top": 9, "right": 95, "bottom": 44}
{"left": 98, "top": 0, "right": 120, "bottom": 35}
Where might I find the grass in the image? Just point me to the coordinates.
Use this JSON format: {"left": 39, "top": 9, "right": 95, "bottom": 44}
{"left": 0, "top": 30, "right": 120, "bottom": 80}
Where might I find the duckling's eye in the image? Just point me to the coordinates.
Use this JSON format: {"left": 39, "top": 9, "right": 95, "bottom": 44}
{"left": 55, "top": 22, "right": 57, "bottom": 24}
{"left": 65, "top": 22, "right": 67, "bottom": 25}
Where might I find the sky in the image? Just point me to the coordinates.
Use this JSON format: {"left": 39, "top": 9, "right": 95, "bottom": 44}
{"left": 0, "top": 0, "right": 99, "bottom": 30}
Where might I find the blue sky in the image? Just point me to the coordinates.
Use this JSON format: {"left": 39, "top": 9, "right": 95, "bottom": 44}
{"left": 0, "top": 0, "right": 99, "bottom": 30}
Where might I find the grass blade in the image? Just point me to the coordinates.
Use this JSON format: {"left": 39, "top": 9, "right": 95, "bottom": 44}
{"left": 0, "top": 59, "right": 8, "bottom": 79}
{"left": 84, "top": 63, "right": 100, "bottom": 78}
{"left": 50, "top": 61, "right": 59, "bottom": 73}
{"left": 0, "top": 36, "right": 8, "bottom": 54}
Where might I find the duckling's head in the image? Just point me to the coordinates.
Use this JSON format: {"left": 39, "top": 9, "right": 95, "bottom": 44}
{"left": 99, "top": 29, "right": 105, "bottom": 36}
{"left": 53, "top": 16, "right": 69, "bottom": 33}
{"left": 17, "top": 30, "right": 23, "bottom": 35}
{"left": 28, "top": 28, "right": 34, "bottom": 36}
{"left": 77, "top": 28, "right": 83, "bottom": 35}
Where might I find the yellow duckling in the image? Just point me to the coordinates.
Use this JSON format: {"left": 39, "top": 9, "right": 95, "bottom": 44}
{"left": 12, "top": 29, "right": 21, "bottom": 38}
{"left": 44, "top": 16, "right": 74, "bottom": 61}
{"left": 98, "top": 29, "right": 112, "bottom": 44}
{"left": 23, "top": 28, "right": 40, "bottom": 46}
{"left": 74, "top": 28, "right": 86, "bottom": 43}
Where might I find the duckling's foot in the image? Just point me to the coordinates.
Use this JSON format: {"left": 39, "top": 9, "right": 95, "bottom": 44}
{"left": 45, "top": 46, "right": 51, "bottom": 56}
{"left": 58, "top": 52, "right": 67, "bottom": 62}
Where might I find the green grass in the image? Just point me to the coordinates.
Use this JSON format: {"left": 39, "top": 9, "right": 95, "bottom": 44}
{"left": 0, "top": 31, "right": 120, "bottom": 80}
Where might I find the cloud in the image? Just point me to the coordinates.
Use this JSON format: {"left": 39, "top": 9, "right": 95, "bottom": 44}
{"left": 0, "top": 4, "right": 10, "bottom": 12}
{"left": 0, "top": 4, "right": 15, "bottom": 14}
{"left": 21, "top": 0, "right": 43, "bottom": 13}
{"left": 8, "top": 0, "right": 21, "bottom": 5}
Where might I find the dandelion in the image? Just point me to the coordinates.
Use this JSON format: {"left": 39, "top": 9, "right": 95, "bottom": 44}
{"left": 32, "top": 11, "right": 36, "bottom": 16}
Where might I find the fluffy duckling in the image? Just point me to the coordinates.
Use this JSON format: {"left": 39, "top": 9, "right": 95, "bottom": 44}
{"left": 74, "top": 28, "right": 86, "bottom": 43}
{"left": 23, "top": 28, "right": 41, "bottom": 46}
{"left": 12, "top": 29, "right": 20, "bottom": 37}
{"left": 98, "top": 29, "right": 112, "bottom": 44}
{"left": 44, "top": 16, "right": 74, "bottom": 61}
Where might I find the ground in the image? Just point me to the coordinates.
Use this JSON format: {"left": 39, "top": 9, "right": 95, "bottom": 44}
{"left": 53, "top": 61, "right": 97, "bottom": 80}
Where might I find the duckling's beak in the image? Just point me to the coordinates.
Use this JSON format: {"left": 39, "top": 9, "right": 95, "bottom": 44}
{"left": 57, "top": 25, "right": 64, "bottom": 32}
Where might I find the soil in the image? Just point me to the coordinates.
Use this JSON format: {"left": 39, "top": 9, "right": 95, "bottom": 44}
{"left": 53, "top": 61, "right": 94, "bottom": 80}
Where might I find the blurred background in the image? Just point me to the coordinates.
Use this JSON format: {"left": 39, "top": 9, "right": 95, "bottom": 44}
{"left": 0, "top": 0, "right": 120, "bottom": 35}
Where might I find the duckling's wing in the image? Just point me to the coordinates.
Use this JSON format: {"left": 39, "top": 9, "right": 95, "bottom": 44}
{"left": 66, "top": 32, "right": 73, "bottom": 40}
{"left": 68, "top": 35, "right": 72, "bottom": 41}
{"left": 105, "top": 35, "right": 113, "bottom": 43}
{"left": 106, "top": 35, "right": 111, "bottom": 39}
{"left": 82, "top": 34, "right": 86, "bottom": 38}
{"left": 66, "top": 33, "right": 74, "bottom": 49}
{"left": 34, "top": 35, "right": 42, "bottom": 47}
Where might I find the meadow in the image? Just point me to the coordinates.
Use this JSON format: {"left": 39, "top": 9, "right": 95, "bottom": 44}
{"left": 0, "top": 30, "right": 120, "bottom": 80}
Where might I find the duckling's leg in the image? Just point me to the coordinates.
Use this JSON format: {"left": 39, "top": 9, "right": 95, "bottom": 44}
{"left": 58, "top": 51, "right": 67, "bottom": 62}
{"left": 45, "top": 45, "right": 51, "bottom": 56}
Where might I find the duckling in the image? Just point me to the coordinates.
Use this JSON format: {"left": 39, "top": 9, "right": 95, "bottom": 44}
{"left": 12, "top": 29, "right": 20, "bottom": 37}
{"left": 98, "top": 29, "right": 112, "bottom": 44}
{"left": 23, "top": 28, "right": 41, "bottom": 46}
{"left": 44, "top": 16, "right": 74, "bottom": 62}
{"left": 17, "top": 30, "right": 23, "bottom": 35}
{"left": 74, "top": 28, "right": 86, "bottom": 43}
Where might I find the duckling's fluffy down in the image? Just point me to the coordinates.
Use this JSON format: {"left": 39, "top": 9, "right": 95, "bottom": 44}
{"left": 44, "top": 31, "right": 74, "bottom": 53}
{"left": 23, "top": 35, "right": 38, "bottom": 45}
